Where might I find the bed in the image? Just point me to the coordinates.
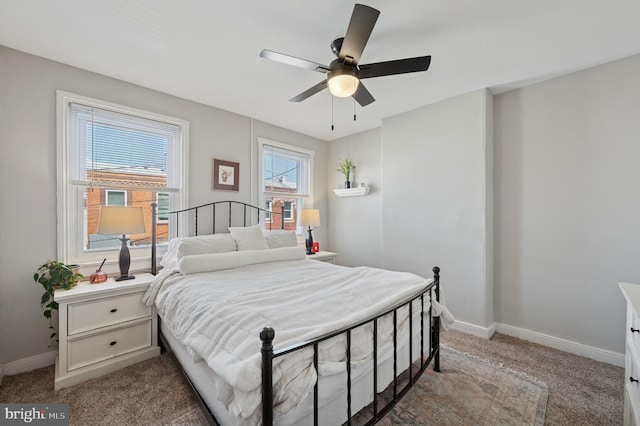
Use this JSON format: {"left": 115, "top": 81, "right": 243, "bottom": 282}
{"left": 144, "top": 201, "right": 451, "bottom": 425}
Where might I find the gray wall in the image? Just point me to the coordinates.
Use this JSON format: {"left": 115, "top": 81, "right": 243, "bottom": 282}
{"left": 0, "top": 46, "right": 327, "bottom": 365}
{"left": 328, "top": 90, "right": 494, "bottom": 328}
{"left": 494, "top": 54, "right": 640, "bottom": 353}
{"left": 328, "top": 53, "right": 640, "bottom": 355}
{"left": 327, "top": 128, "right": 383, "bottom": 267}
{"left": 381, "top": 90, "right": 493, "bottom": 328}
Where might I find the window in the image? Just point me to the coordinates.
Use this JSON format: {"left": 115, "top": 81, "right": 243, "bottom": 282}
{"left": 258, "top": 139, "right": 314, "bottom": 233}
{"left": 283, "top": 201, "right": 294, "bottom": 220}
{"left": 265, "top": 201, "right": 273, "bottom": 221}
{"left": 57, "top": 91, "right": 189, "bottom": 268}
{"left": 106, "top": 190, "right": 126, "bottom": 206}
{"left": 157, "top": 192, "right": 170, "bottom": 222}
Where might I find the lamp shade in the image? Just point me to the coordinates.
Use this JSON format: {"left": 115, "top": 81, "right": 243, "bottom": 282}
{"left": 328, "top": 74, "right": 359, "bottom": 98}
{"left": 300, "top": 209, "right": 320, "bottom": 227}
{"left": 97, "top": 206, "right": 146, "bottom": 235}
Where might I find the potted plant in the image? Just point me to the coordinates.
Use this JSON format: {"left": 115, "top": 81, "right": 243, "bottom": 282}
{"left": 336, "top": 158, "right": 356, "bottom": 188}
{"left": 33, "top": 261, "right": 83, "bottom": 342}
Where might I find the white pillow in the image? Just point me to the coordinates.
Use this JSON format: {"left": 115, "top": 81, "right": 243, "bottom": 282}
{"left": 177, "top": 234, "right": 237, "bottom": 258}
{"left": 263, "top": 230, "right": 298, "bottom": 249}
{"left": 160, "top": 234, "right": 237, "bottom": 270}
{"left": 179, "top": 246, "right": 306, "bottom": 275}
{"left": 228, "top": 224, "right": 269, "bottom": 251}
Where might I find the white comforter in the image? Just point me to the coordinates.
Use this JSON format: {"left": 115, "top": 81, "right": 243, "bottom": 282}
{"left": 143, "top": 250, "right": 439, "bottom": 424}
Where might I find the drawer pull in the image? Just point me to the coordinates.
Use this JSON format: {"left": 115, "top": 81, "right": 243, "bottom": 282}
{"left": 110, "top": 308, "right": 118, "bottom": 313}
{"left": 110, "top": 341, "right": 117, "bottom": 346}
{"left": 631, "top": 376, "right": 639, "bottom": 384}
{"left": 631, "top": 327, "right": 640, "bottom": 334}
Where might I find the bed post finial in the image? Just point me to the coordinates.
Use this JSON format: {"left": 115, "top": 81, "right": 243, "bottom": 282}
{"left": 260, "top": 327, "right": 275, "bottom": 426}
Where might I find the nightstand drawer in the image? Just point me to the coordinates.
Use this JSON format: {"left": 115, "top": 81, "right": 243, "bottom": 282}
{"left": 67, "top": 320, "right": 152, "bottom": 371}
{"left": 68, "top": 291, "right": 151, "bottom": 335}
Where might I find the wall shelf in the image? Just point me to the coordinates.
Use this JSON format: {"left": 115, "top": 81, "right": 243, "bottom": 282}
{"left": 333, "top": 186, "right": 371, "bottom": 197}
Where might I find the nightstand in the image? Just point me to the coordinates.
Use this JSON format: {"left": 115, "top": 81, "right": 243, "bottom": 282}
{"left": 307, "top": 251, "right": 337, "bottom": 264}
{"left": 54, "top": 273, "right": 160, "bottom": 390}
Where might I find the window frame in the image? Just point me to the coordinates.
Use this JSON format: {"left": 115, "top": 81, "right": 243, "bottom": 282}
{"left": 56, "top": 91, "right": 189, "bottom": 270}
{"left": 256, "top": 138, "right": 315, "bottom": 234}
{"left": 105, "top": 189, "right": 127, "bottom": 206}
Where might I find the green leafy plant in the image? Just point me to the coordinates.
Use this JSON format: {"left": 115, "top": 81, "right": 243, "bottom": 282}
{"left": 33, "top": 261, "right": 82, "bottom": 341}
{"left": 336, "top": 158, "right": 356, "bottom": 183}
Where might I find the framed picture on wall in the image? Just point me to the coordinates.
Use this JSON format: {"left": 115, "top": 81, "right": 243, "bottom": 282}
{"left": 212, "top": 159, "right": 239, "bottom": 191}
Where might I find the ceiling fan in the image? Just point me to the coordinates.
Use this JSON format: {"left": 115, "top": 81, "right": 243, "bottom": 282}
{"left": 260, "top": 3, "right": 431, "bottom": 107}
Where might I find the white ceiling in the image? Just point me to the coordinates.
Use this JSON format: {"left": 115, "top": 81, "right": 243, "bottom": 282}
{"left": 1, "top": 0, "right": 640, "bottom": 141}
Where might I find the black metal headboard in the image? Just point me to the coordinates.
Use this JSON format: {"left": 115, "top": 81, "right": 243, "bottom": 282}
{"left": 150, "top": 201, "right": 284, "bottom": 275}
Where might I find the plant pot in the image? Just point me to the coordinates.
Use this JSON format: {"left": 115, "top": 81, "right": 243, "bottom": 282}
{"left": 345, "top": 181, "right": 351, "bottom": 189}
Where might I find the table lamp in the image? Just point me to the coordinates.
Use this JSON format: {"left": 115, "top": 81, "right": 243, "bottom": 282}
{"left": 300, "top": 209, "right": 320, "bottom": 255}
{"left": 97, "top": 206, "right": 146, "bottom": 281}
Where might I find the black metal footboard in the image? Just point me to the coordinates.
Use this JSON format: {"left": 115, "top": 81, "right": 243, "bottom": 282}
{"left": 260, "top": 267, "right": 441, "bottom": 426}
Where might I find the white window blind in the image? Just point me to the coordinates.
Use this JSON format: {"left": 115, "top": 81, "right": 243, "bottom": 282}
{"left": 70, "top": 103, "right": 180, "bottom": 192}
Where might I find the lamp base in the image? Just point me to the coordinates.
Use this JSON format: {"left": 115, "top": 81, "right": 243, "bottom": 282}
{"left": 115, "top": 274, "right": 136, "bottom": 282}
{"left": 305, "top": 227, "right": 314, "bottom": 256}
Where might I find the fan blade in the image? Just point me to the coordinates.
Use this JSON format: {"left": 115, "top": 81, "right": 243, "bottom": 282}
{"left": 339, "top": 4, "right": 380, "bottom": 65}
{"left": 353, "top": 82, "right": 375, "bottom": 107}
{"left": 260, "top": 49, "right": 330, "bottom": 73}
{"left": 289, "top": 80, "right": 328, "bottom": 102}
{"left": 359, "top": 56, "right": 431, "bottom": 79}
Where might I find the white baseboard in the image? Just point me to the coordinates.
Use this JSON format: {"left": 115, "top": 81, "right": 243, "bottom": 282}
{"left": 448, "top": 320, "right": 624, "bottom": 367}
{"left": 495, "top": 323, "right": 624, "bottom": 367}
{"left": 3, "top": 350, "right": 57, "bottom": 376}
{"left": 450, "top": 320, "right": 496, "bottom": 339}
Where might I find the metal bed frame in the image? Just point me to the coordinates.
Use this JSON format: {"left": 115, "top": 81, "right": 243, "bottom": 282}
{"left": 149, "top": 201, "right": 441, "bottom": 425}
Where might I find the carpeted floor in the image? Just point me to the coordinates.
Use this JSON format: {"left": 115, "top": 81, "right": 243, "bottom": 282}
{"left": 0, "top": 329, "right": 623, "bottom": 425}
{"left": 377, "top": 346, "right": 547, "bottom": 425}
{"left": 441, "top": 329, "right": 624, "bottom": 425}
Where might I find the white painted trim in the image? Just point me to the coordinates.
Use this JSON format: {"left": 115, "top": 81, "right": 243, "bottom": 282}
{"left": 256, "top": 137, "right": 316, "bottom": 233}
{"left": 55, "top": 90, "right": 190, "bottom": 266}
{"left": 495, "top": 323, "right": 625, "bottom": 367}
{"left": 448, "top": 320, "right": 624, "bottom": 367}
{"left": 450, "top": 320, "right": 496, "bottom": 339}
{"left": 3, "top": 350, "right": 57, "bottom": 375}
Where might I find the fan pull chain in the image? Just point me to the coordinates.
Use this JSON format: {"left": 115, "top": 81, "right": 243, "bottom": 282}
{"left": 353, "top": 97, "right": 357, "bottom": 122}
{"left": 331, "top": 95, "right": 335, "bottom": 131}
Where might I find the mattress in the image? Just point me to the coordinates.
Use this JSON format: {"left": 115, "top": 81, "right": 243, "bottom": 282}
{"left": 160, "top": 311, "right": 432, "bottom": 426}
{"left": 144, "top": 249, "right": 436, "bottom": 424}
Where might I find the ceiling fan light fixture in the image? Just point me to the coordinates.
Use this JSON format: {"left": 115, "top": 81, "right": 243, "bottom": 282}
{"left": 328, "top": 67, "right": 359, "bottom": 98}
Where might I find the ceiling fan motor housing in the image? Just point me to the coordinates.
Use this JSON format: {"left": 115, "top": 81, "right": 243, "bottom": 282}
{"left": 331, "top": 37, "right": 344, "bottom": 57}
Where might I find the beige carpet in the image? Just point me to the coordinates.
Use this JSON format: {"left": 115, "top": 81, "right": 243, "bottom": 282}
{"left": 1, "top": 330, "right": 620, "bottom": 425}
{"left": 442, "top": 329, "right": 624, "bottom": 425}
{"left": 1, "top": 340, "right": 548, "bottom": 425}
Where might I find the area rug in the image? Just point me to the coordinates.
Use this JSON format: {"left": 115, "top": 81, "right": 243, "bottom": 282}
{"left": 160, "top": 345, "right": 548, "bottom": 425}
{"left": 377, "top": 345, "right": 549, "bottom": 425}
{"left": 1, "top": 346, "right": 547, "bottom": 425}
